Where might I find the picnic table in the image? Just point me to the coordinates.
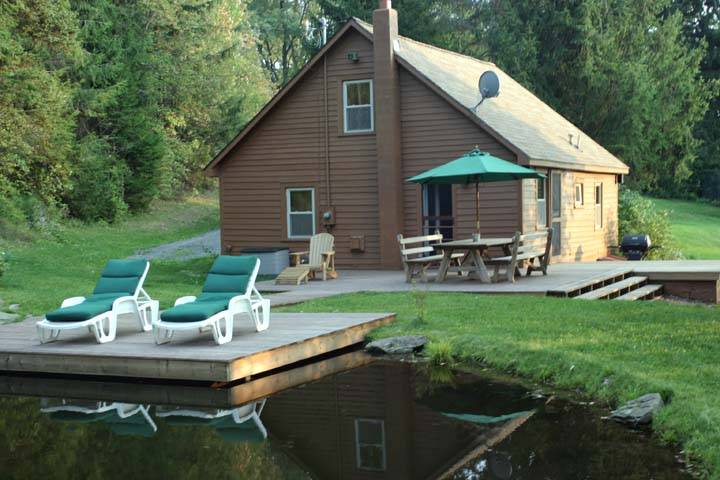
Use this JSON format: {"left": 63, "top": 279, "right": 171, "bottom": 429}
{"left": 434, "top": 237, "right": 514, "bottom": 283}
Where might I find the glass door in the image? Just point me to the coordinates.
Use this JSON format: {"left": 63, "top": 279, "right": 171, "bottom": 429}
{"left": 550, "top": 172, "right": 562, "bottom": 256}
{"left": 422, "top": 184, "right": 453, "bottom": 240}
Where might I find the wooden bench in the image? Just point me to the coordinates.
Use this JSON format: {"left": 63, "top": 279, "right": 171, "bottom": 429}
{"left": 397, "top": 232, "right": 464, "bottom": 283}
{"left": 485, "top": 228, "right": 552, "bottom": 283}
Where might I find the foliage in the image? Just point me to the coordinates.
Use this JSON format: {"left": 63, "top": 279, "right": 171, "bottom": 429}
{"left": 426, "top": 340, "right": 454, "bottom": 367}
{"left": 65, "top": 134, "right": 127, "bottom": 222}
{"left": 249, "top": 0, "right": 321, "bottom": 86}
{"left": 281, "top": 292, "right": 720, "bottom": 477}
{"left": 618, "top": 189, "right": 681, "bottom": 259}
{"left": 0, "top": 250, "right": 5, "bottom": 278}
{"left": 651, "top": 197, "right": 720, "bottom": 259}
{"left": 0, "top": 0, "right": 80, "bottom": 204}
{"left": 411, "top": 287, "right": 428, "bottom": 326}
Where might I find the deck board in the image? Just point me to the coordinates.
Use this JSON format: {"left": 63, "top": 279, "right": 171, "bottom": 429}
{"left": 0, "top": 312, "right": 394, "bottom": 382}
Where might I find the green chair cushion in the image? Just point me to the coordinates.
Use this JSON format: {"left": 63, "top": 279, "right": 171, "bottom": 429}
{"left": 160, "top": 299, "right": 230, "bottom": 323}
{"left": 44, "top": 259, "right": 147, "bottom": 323}
{"left": 92, "top": 259, "right": 147, "bottom": 296}
{"left": 49, "top": 410, "right": 116, "bottom": 423}
{"left": 216, "top": 419, "right": 265, "bottom": 443}
{"left": 160, "top": 256, "right": 258, "bottom": 323}
{"left": 45, "top": 296, "right": 120, "bottom": 322}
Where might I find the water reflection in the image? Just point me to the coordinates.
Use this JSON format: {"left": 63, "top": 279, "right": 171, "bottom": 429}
{"left": 0, "top": 355, "right": 689, "bottom": 479}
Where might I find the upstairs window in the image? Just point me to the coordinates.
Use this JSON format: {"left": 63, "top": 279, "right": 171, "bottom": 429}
{"left": 286, "top": 188, "right": 315, "bottom": 239}
{"left": 343, "top": 80, "right": 374, "bottom": 133}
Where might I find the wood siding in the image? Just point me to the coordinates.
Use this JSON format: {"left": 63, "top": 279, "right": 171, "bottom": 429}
{"left": 219, "top": 30, "right": 380, "bottom": 268}
{"left": 522, "top": 171, "right": 619, "bottom": 262}
{"left": 399, "top": 68, "right": 521, "bottom": 240}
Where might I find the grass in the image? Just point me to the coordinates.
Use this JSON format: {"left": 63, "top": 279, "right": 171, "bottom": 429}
{"left": 281, "top": 292, "right": 720, "bottom": 477}
{"left": 0, "top": 193, "right": 219, "bottom": 315}
{"left": 650, "top": 198, "right": 720, "bottom": 259}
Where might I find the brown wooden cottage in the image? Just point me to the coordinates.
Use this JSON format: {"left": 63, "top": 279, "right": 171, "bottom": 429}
{"left": 205, "top": 0, "right": 630, "bottom": 269}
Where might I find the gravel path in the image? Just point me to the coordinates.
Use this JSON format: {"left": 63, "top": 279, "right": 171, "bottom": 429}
{"left": 131, "top": 229, "right": 220, "bottom": 261}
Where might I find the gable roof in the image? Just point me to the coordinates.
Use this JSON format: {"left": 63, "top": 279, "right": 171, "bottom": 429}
{"left": 206, "top": 17, "right": 628, "bottom": 175}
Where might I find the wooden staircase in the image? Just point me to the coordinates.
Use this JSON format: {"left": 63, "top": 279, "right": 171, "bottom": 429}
{"left": 548, "top": 268, "right": 664, "bottom": 301}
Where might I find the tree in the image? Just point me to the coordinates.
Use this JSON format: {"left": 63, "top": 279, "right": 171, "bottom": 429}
{"left": 0, "top": 0, "right": 80, "bottom": 204}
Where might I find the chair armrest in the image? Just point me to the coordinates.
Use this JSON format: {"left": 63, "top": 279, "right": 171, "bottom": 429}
{"left": 228, "top": 294, "right": 251, "bottom": 310}
{"left": 61, "top": 296, "right": 86, "bottom": 308}
{"left": 291, "top": 251, "right": 309, "bottom": 257}
{"left": 174, "top": 295, "right": 197, "bottom": 306}
{"left": 321, "top": 251, "right": 335, "bottom": 257}
{"left": 112, "top": 296, "right": 137, "bottom": 309}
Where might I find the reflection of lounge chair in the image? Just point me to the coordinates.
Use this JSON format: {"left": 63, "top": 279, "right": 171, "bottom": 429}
{"left": 37, "top": 259, "right": 157, "bottom": 343}
{"left": 153, "top": 256, "right": 269, "bottom": 345}
{"left": 156, "top": 400, "right": 267, "bottom": 442}
{"left": 40, "top": 399, "right": 157, "bottom": 437}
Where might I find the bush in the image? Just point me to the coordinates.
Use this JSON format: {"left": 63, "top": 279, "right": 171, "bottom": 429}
{"left": 0, "top": 186, "right": 64, "bottom": 241}
{"left": 618, "top": 188, "right": 682, "bottom": 259}
{"left": 0, "top": 251, "right": 6, "bottom": 278}
{"left": 65, "top": 135, "right": 128, "bottom": 222}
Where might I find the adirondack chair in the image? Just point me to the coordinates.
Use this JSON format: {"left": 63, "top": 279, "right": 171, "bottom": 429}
{"left": 289, "top": 233, "right": 337, "bottom": 281}
{"left": 485, "top": 228, "right": 553, "bottom": 282}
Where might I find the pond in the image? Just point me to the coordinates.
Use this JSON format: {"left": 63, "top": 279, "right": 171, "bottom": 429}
{"left": 0, "top": 353, "right": 689, "bottom": 479}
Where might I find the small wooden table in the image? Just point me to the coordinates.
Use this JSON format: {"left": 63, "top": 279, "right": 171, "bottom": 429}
{"left": 434, "top": 238, "right": 514, "bottom": 283}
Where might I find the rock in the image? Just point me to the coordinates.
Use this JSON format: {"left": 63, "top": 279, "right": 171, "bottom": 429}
{"left": 0, "top": 312, "right": 19, "bottom": 323}
{"left": 7, "top": 304, "right": 19, "bottom": 312}
{"left": 365, "top": 335, "right": 427, "bottom": 355}
{"left": 611, "top": 393, "right": 664, "bottom": 425}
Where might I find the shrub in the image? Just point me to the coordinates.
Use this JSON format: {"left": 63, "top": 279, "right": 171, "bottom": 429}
{"left": 0, "top": 251, "right": 6, "bottom": 278}
{"left": 65, "top": 135, "right": 128, "bottom": 222}
{"left": 618, "top": 188, "right": 682, "bottom": 259}
{"left": 426, "top": 340, "right": 455, "bottom": 366}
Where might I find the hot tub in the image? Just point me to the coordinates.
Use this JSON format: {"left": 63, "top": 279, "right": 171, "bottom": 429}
{"left": 239, "top": 247, "right": 289, "bottom": 275}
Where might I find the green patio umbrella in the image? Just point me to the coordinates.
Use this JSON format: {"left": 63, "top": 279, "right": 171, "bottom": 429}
{"left": 407, "top": 147, "right": 545, "bottom": 234}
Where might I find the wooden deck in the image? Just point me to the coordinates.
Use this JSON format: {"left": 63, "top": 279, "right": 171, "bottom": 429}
{"left": 0, "top": 313, "right": 394, "bottom": 383}
{"left": 259, "top": 260, "right": 720, "bottom": 305}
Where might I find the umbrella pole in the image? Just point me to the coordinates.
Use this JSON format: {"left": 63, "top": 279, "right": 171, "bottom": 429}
{"left": 475, "top": 182, "right": 480, "bottom": 234}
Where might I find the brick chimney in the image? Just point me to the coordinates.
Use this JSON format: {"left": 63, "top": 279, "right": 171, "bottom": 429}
{"left": 373, "top": 0, "right": 404, "bottom": 269}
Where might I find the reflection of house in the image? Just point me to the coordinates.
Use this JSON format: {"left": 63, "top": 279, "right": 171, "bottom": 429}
{"left": 262, "top": 362, "right": 529, "bottom": 480}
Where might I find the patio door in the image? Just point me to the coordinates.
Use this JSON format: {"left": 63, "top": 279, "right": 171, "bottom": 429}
{"left": 422, "top": 184, "right": 453, "bottom": 240}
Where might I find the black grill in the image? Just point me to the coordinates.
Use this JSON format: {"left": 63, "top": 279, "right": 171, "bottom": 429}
{"left": 620, "top": 234, "right": 652, "bottom": 260}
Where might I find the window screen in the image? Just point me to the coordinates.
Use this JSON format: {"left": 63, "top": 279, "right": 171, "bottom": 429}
{"left": 287, "top": 188, "right": 315, "bottom": 238}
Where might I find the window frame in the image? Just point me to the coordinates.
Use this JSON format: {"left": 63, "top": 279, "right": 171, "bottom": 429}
{"left": 286, "top": 187, "right": 316, "bottom": 239}
{"left": 354, "top": 418, "right": 386, "bottom": 471}
{"left": 594, "top": 183, "right": 603, "bottom": 230}
{"left": 551, "top": 171, "right": 562, "bottom": 219}
{"left": 574, "top": 183, "right": 584, "bottom": 208}
{"left": 343, "top": 79, "right": 374, "bottom": 134}
{"left": 536, "top": 178, "right": 547, "bottom": 228}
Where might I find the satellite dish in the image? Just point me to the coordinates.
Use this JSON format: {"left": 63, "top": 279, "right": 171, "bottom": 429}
{"left": 474, "top": 71, "right": 500, "bottom": 110}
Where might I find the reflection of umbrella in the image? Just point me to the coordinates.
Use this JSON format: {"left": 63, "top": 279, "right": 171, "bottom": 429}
{"left": 407, "top": 148, "right": 545, "bottom": 233}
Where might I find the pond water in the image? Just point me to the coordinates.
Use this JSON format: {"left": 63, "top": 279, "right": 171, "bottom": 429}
{"left": 0, "top": 354, "right": 689, "bottom": 479}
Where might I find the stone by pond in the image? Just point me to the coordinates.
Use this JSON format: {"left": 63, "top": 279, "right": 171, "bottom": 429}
{"left": 611, "top": 393, "right": 665, "bottom": 426}
{"left": 365, "top": 335, "right": 428, "bottom": 354}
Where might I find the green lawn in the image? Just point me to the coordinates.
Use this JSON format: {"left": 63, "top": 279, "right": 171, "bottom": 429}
{"left": 0, "top": 193, "right": 219, "bottom": 315}
{"left": 281, "top": 292, "right": 720, "bottom": 477}
{"left": 651, "top": 198, "right": 720, "bottom": 259}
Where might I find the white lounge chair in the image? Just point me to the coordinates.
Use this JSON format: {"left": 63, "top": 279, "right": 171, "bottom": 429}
{"left": 152, "top": 255, "right": 269, "bottom": 345}
{"left": 41, "top": 399, "right": 157, "bottom": 436}
{"left": 36, "top": 259, "right": 157, "bottom": 344}
{"left": 156, "top": 400, "right": 267, "bottom": 442}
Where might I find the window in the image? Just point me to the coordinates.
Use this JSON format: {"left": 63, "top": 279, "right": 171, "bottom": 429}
{"left": 286, "top": 188, "right": 315, "bottom": 238}
{"left": 536, "top": 178, "right": 547, "bottom": 227}
{"left": 355, "top": 419, "right": 386, "bottom": 471}
{"left": 343, "top": 80, "right": 374, "bottom": 133}
{"left": 574, "top": 183, "right": 584, "bottom": 207}
{"left": 551, "top": 172, "right": 562, "bottom": 218}
{"left": 594, "top": 183, "right": 603, "bottom": 229}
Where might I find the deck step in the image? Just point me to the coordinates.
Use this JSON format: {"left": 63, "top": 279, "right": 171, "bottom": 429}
{"left": 575, "top": 276, "right": 648, "bottom": 300}
{"left": 615, "top": 284, "right": 664, "bottom": 301}
{"left": 547, "top": 268, "right": 633, "bottom": 298}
